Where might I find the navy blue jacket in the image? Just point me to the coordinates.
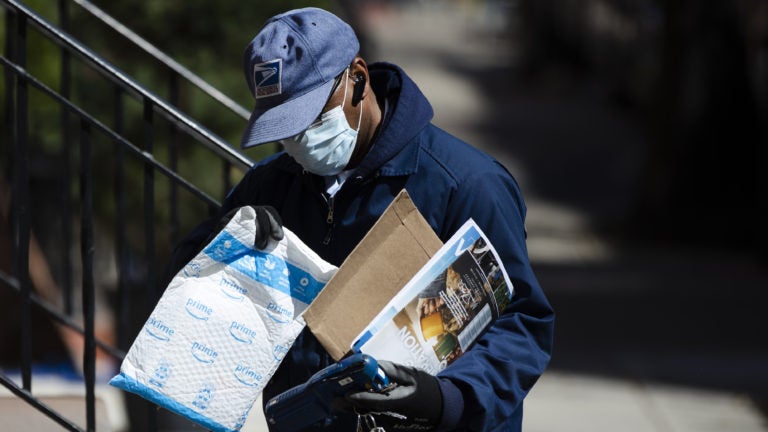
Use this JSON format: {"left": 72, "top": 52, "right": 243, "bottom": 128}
{"left": 165, "top": 63, "right": 554, "bottom": 431}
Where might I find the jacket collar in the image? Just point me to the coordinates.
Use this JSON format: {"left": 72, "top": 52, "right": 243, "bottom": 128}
{"left": 354, "top": 62, "right": 433, "bottom": 178}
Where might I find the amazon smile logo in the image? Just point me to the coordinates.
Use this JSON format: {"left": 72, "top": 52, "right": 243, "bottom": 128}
{"left": 234, "top": 364, "right": 262, "bottom": 387}
{"left": 229, "top": 321, "right": 258, "bottom": 344}
{"left": 145, "top": 317, "right": 174, "bottom": 341}
{"left": 191, "top": 342, "right": 218, "bottom": 364}
{"left": 266, "top": 302, "right": 291, "bottom": 324}
{"left": 219, "top": 277, "right": 247, "bottom": 301}
{"left": 185, "top": 298, "right": 213, "bottom": 321}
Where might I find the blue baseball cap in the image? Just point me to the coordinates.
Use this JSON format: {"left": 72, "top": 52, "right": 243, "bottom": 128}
{"left": 240, "top": 8, "right": 360, "bottom": 148}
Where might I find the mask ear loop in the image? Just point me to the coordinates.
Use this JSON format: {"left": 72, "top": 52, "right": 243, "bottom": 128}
{"left": 340, "top": 67, "right": 350, "bottom": 107}
{"left": 354, "top": 92, "right": 363, "bottom": 132}
{"left": 340, "top": 67, "right": 363, "bottom": 132}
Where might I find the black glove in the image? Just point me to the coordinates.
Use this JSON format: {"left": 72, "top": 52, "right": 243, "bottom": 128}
{"left": 208, "top": 205, "right": 283, "bottom": 249}
{"left": 346, "top": 361, "right": 443, "bottom": 431}
{"left": 251, "top": 205, "right": 284, "bottom": 249}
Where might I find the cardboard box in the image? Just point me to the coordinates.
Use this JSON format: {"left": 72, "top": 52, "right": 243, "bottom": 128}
{"left": 304, "top": 190, "right": 443, "bottom": 361}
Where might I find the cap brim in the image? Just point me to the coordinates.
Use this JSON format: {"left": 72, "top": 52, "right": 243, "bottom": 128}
{"left": 240, "top": 78, "right": 337, "bottom": 149}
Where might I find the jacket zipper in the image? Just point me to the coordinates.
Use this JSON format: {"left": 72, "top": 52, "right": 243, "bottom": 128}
{"left": 319, "top": 171, "right": 379, "bottom": 246}
{"left": 322, "top": 194, "right": 334, "bottom": 245}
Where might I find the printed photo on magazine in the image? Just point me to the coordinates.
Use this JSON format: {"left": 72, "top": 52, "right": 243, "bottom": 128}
{"left": 351, "top": 219, "right": 514, "bottom": 374}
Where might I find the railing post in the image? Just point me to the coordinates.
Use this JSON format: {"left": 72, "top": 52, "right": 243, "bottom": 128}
{"left": 113, "top": 85, "right": 131, "bottom": 351}
{"left": 59, "top": 0, "right": 74, "bottom": 315}
{"left": 10, "top": 10, "right": 33, "bottom": 393}
{"left": 78, "top": 118, "right": 96, "bottom": 432}
{"left": 143, "top": 96, "right": 156, "bottom": 304}
{"left": 143, "top": 96, "right": 158, "bottom": 430}
{"left": 168, "top": 71, "right": 180, "bottom": 247}
{"left": 3, "top": 5, "right": 16, "bottom": 163}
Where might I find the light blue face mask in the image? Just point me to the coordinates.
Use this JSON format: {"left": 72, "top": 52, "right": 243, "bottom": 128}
{"left": 280, "top": 70, "right": 363, "bottom": 176}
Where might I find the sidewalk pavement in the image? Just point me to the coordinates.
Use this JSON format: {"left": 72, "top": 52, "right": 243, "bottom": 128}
{"left": 524, "top": 371, "right": 767, "bottom": 432}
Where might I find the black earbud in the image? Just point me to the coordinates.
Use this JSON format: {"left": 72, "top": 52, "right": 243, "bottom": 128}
{"left": 352, "top": 74, "right": 365, "bottom": 105}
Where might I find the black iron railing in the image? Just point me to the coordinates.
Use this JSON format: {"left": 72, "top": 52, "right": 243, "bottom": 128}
{"left": 0, "top": 0, "right": 256, "bottom": 430}
{"left": 68, "top": 0, "right": 252, "bottom": 121}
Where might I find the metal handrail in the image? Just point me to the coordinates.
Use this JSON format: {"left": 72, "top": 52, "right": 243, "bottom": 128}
{"left": 0, "top": 269, "right": 126, "bottom": 360}
{"left": 2, "top": 2, "right": 254, "bottom": 429}
{"left": 0, "top": 372, "right": 83, "bottom": 432}
{"left": 1, "top": 0, "right": 253, "bottom": 170}
{"left": 0, "top": 55, "right": 223, "bottom": 208}
{"left": 69, "top": 0, "right": 252, "bottom": 120}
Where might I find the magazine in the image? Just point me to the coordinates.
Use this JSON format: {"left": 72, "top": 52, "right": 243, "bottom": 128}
{"left": 351, "top": 219, "right": 514, "bottom": 374}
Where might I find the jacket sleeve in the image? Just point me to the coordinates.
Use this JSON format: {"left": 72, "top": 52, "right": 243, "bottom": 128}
{"left": 436, "top": 163, "right": 555, "bottom": 430}
{"left": 158, "top": 154, "right": 284, "bottom": 289}
{"left": 158, "top": 173, "right": 253, "bottom": 290}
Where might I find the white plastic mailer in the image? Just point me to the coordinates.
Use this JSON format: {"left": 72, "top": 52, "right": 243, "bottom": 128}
{"left": 109, "top": 206, "right": 338, "bottom": 431}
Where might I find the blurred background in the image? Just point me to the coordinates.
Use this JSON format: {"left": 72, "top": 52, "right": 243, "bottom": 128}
{"left": 1, "top": 0, "right": 767, "bottom": 430}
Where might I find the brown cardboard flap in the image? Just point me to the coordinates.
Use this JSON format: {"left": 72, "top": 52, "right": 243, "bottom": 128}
{"left": 304, "top": 189, "right": 443, "bottom": 361}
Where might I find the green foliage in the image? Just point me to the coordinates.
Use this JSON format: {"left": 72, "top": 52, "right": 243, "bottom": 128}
{"left": 2, "top": 0, "right": 340, "bottom": 264}
{"left": 67, "top": 0, "right": 336, "bottom": 142}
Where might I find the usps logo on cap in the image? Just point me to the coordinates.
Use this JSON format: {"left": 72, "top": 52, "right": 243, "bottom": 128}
{"left": 252, "top": 59, "right": 282, "bottom": 99}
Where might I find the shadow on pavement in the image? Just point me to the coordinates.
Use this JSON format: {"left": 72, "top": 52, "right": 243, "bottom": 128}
{"left": 468, "top": 52, "right": 768, "bottom": 416}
